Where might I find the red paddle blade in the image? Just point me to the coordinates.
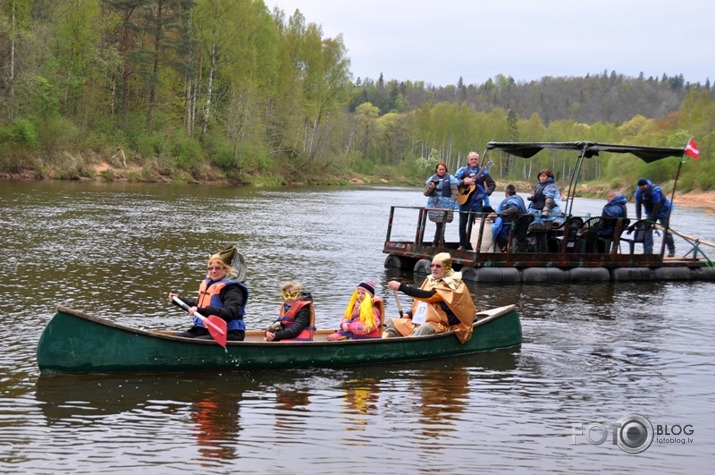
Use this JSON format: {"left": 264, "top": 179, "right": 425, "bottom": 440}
{"left": 205, "top": 315, "right": 228, "bottom": 348}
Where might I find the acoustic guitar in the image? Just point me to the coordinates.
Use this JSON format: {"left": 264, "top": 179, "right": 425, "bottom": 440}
{"left": 455, "top": 159, "right": 494, "bottom": 205}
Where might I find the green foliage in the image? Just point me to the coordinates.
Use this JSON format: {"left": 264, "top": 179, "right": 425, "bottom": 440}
{"left": 221, "top": 142, "right": 272, "bottom": 178}
{"left": 205, "top": 137, "right": 236, "bottom": 171}
{"left": 134, "top": 133, "right": 164, "bottom": 161}
{"left": 21, "top": 75, "right": 61, "bottom": 118}
{"left": 37, "top": 116, "right": 80, "bottom": 154}
{"left": 415, "top": 149, "right": 440, "bottom": 173}
{"left": 0, "top": 0, "right": 712, "bottom": 192}
{"left": 693, "top": 160, "right": 715, "bottom": 189}
{"left": 49, "top": 152, "right": 95, "bottom": 179}
{"left": 397, "top": 155, "right": 432, "bottom": 182}
{"left": 252, "top": 149, "right": 273, "bottom": 173}
{"left": 100, "top": 168, "right": 116, "bottom": 181}
{"left": 353, "top": 158, "right": 378, "bottom": 176}
{"left": 81, "top": 130, "right": 128, "bottom": 154}
{"left": 637, "top": 157, "right": 682, "bottom": 186}
{"left": 8, "top": 119, "right": 40, "bottom": 149}
{"left": 0, "top": 139, "right": 36, "bottom": 171}
{"left": 170, "top": 133, "right": 204, "bottom": 169}
{"left": 201, "top": 130, "right": 273, "bottom": 181}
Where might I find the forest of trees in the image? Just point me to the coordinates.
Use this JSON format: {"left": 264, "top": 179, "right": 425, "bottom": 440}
{"left": 0, "top": 0, "right": 713, "bottom": 191}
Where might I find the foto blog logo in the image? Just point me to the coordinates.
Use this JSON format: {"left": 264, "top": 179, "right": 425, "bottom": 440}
{"left": 572, "top": 413, "right": 694, "bottom": 454}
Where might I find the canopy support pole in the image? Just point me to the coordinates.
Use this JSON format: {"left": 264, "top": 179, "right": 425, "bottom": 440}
{"left": 660, "top": 157, "right": 684, "bottom": 256}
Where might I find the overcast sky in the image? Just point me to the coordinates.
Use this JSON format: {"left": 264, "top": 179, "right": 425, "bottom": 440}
{"left": 269, "top": 0, "right": 713, "bottom": 87}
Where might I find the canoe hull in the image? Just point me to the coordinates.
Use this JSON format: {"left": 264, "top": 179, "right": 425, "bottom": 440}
{"left": 37, "top": 305, "right": 522, "bottom": 374}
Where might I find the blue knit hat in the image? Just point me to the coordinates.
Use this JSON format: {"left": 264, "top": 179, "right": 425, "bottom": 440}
{"left": 637, "top": 178, "right": 648, "bottom": 186}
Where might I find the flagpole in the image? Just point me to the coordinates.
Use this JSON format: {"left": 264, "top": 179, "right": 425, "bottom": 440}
{"left": 661, "top": 143, "right": 688, "bottom": 256}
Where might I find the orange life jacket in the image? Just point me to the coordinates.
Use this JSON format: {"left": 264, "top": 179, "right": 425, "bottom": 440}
{"left": 278, "top": 300, "right": 316, "bottom": 341}
{"left": 196, "top": 278, "right": 247, "bottom": 331}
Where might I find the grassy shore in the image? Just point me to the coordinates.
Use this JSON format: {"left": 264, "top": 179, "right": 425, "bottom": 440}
{"left": 4, "top": 161, "right": 714, "bottom": 210}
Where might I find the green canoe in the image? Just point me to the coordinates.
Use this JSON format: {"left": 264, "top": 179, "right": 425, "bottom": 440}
{"left": 37, "top": 305, "right": 522, "bottom": 374}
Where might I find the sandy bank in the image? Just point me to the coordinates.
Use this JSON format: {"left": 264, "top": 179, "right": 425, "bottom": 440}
{"left": 672, "top": 191, "right": 715, "bottom": 210}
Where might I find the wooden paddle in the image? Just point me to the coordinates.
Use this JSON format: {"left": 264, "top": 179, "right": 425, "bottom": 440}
{"left": 171, "top": 296, "right": 227, "bottom": 348}
{"left": 392, "top": 288, "right": 404, "bottom": 318}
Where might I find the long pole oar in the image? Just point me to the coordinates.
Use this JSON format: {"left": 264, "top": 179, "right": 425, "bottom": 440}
{"left": 655, "top": 224, "right": 715, "bottom": 249}
{"left": 172, "top": 296, "right": 227, "bottom": 348}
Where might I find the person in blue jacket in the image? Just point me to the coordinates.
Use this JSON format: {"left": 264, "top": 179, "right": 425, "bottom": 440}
{"left": 423, "top": 161, "right": 459, "bottom": 246}
{"left": 490, "top": 184, "right": 527, "bottom": 252}
{"left": 595, "top": 189, "right": 629, "bottom": 253}
{"left": 527, "top": 168, "right": 563, "bottom": 222}
{"left": 599, "top": 190, "right": 628, "bottom": 238}
{"left": 634, "top": 178, "right": 675, "bottom": 256}
{"left": 454, "top": 151, "right": 496, "bottom": 250}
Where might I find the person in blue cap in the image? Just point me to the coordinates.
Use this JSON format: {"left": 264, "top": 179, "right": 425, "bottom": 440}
{"left": 634, "top": 178, "right": 675, "bottom": 256}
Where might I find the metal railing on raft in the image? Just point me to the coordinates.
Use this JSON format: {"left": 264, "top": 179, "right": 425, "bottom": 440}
{"left": 656, "top": 224, "right": 715, "bottom": 266}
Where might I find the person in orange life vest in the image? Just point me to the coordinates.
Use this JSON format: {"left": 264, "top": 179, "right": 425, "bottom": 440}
{"left": 327, "top": 280, "right": 383, "bottom": 341}
{"left": 383, "top": 252, "right": 476, "bottom": 343}
{"left": 264, "top": 281, "right": 316, "bottom": 341}
{"left": 168, "top": 250, "right": 248, "bottom": 341}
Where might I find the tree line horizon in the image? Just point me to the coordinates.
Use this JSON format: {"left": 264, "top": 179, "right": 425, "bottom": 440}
{"left": 0, "top": 1, "right": 712, "bottom": 191}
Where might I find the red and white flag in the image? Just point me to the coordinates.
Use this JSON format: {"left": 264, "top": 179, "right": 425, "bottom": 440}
{"left": 684, "top": 139, "right": 700, "bottom": 160}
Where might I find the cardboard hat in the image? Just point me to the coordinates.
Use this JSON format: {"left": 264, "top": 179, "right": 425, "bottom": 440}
{"left": 208, "top": 245, "right": 246, "bottom": 281}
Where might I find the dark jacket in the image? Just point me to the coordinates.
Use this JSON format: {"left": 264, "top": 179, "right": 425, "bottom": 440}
{"left": 600, "top": 194, "right": 628, "bottom": 237}
{"left": 635, "top": 181, "right": 672, "bottom": 220}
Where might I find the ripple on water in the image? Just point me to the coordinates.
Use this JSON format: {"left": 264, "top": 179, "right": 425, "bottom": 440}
{"left": 1, "top": 183, "right": 714, "bottom": 474}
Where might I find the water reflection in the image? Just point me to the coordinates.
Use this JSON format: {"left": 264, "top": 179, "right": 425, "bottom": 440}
{"left": 35, "top": 374, "right": 253, "bottom": 427}
{"left": 189, "top": 387, "right": 243, "bottom": 462}
{"left": 413, "top": 366, "right": 470, "bottom": 438}
{"left": 273, "top": 380, "right": 312, "bottom": 432}
{"left": 339, "top": 377, "right": 380, "bottom": 432}
{"left": 35, "top": 373, "right": 255, "bottom": 467}
{"left": 34, "top": 352, "right": 520, "bottom": 445}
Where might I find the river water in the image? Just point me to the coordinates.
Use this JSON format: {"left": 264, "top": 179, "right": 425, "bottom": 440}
{"left": 1, "top": 181, "right": 714, "bottom": 474}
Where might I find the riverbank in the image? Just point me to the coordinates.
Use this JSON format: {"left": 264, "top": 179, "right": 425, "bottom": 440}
{"left": 3, "top": 163, "right": 714, "bottom": 210}
{"left": 514, "top": 180, "right": 715, "bottom": 211}
{"left": 671, "top": 190, "right": 715, "bottom": 210}
{"left": 0, "top": 161, "right": 390, "bottom": 187}
{"left": 577, "top": 184, "right": 715, "bottom": 210}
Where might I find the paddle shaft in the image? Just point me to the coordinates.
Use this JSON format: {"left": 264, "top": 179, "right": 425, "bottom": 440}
{"left": 171, "top": 296, "right": 226, "bottom": 336}
{"left": 392, "top": 288, "right": 404, "bottom": 318}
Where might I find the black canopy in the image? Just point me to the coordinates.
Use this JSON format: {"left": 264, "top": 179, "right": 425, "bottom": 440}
{"left": 486, "top": 141, "right": 686, "bottom": 163}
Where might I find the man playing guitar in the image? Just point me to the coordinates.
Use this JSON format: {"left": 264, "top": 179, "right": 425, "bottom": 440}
{"left": 454, "top": 151, "right": 497, "bottom": 251}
